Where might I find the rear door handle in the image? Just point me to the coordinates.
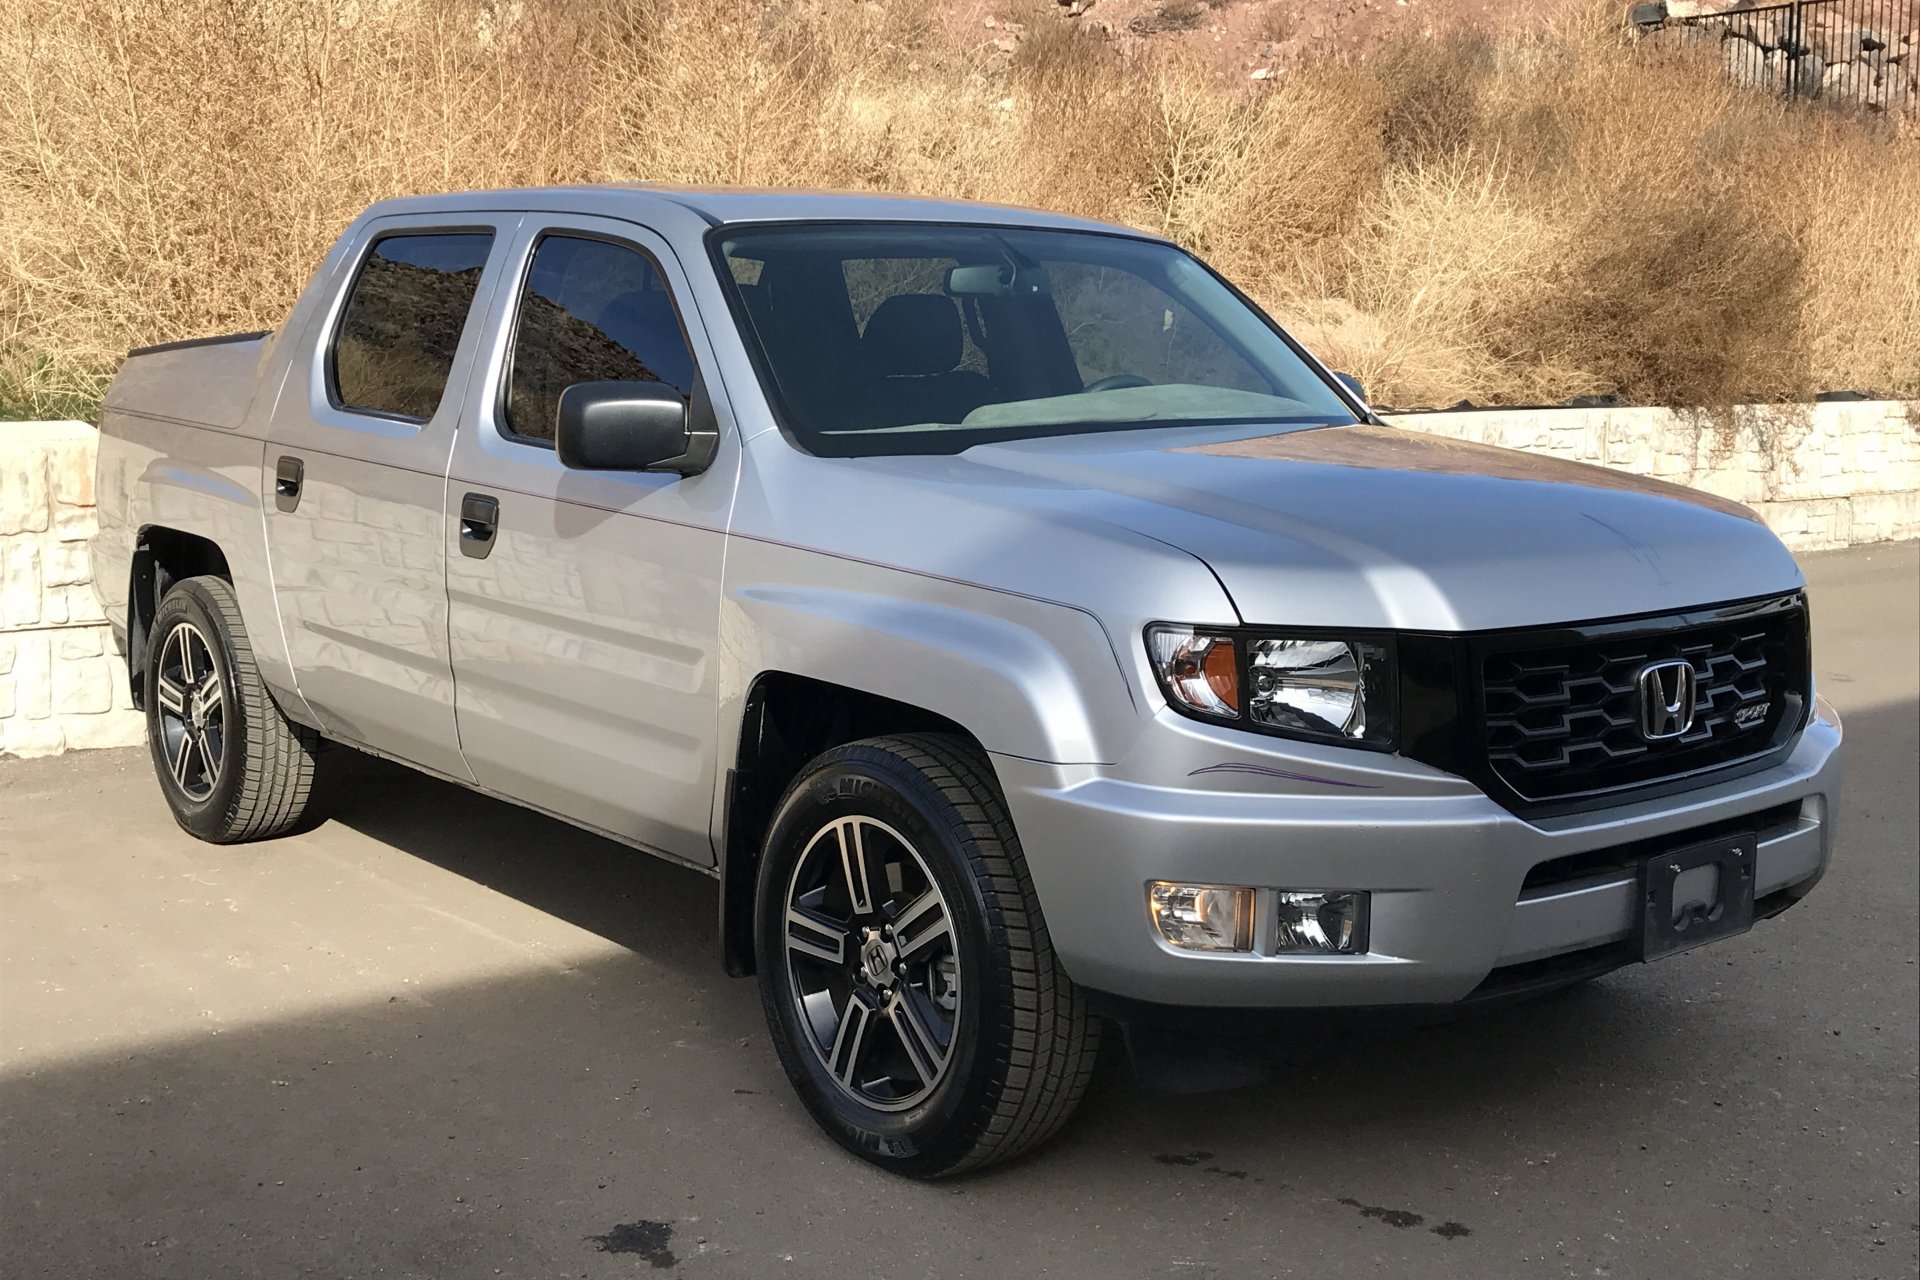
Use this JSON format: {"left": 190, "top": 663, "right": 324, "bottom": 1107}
{"left": 274, "top": 456, "right": 304, "bottom": 513}
{"left": 458, "top": 493, "right": 500, "bottom": 559}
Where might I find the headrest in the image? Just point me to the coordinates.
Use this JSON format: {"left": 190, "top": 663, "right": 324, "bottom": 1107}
{"left": 862, "top": 293, "right": 963, "bottom": 377}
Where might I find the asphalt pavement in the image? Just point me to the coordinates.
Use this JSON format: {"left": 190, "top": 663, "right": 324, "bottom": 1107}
{"left": 3, "top": 541, "right": 1915, "bottom": 1279}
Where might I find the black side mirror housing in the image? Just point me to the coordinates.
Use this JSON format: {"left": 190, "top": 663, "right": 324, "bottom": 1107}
{"left": 1334, "top": 372, "right": 1367, "bottom": 404}
{"left": 555, "top": 380, "right": 717, "bottom": 475}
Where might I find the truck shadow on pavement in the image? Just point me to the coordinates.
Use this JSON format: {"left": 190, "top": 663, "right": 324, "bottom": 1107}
{"left": 5, "top": 693, "right": 1912, "bottom": 1277}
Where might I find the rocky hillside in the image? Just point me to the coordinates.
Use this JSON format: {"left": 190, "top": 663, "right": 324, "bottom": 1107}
{"left": 1634, "top": 1, "right": 1918, "bottom": 114}
{"left": 946, "top": 0, "right": 1595, "bottom": 79}
{"left": 5, "top": 0, "right": 1916, "bottom": 419}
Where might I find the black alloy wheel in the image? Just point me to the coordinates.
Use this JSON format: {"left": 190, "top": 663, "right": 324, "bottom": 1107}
{"left": 755, "top": 734, "right": 1100, "bottom": 1177}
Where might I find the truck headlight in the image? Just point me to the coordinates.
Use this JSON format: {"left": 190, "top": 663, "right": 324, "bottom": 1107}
{"left": 1146, "top": 626, "right": 1396, "bottom": 749}
{"left": 1247, "top": 637, "right": 1392, "bottom": 745}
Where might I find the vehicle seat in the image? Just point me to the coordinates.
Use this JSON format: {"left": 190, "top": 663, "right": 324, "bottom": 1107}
{"left": 857, "top": 294, "right": 991, "bottom": 427}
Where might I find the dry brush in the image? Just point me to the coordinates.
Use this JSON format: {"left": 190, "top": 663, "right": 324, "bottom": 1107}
{"left": 1, "top": 0, "right": 1914, "bottom": 419}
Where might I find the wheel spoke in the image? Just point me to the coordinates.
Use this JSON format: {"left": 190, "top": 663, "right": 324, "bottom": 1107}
{"left": 889, "top": 989, "right": 948, "bottom": 1087}
{"left": 200, "top": 679, "right": 223, "bottom": 717}
{"left": 786, "top": 813, "right": 962, "bottom": 1111}
{"left": 834, "top": 819, "right": 875, "bottom": 915}
{"left": 177, "top": 631, "right": 195, "bottom": 683}
{"left": 786, "top": 905, "right": 848, "bottom": 966}
{"left": 155, "top": 674, "right": 187, "bottom": 717}
{"left": 826, "top": 992, "right": 876, "bottom": 1089}
{"left": 892, "top": 889, "right": 950, "bottom": 961}
{"left": 195, "top": 730, "right": 219, "bottom": 785}
{"left": 170, "top": 728, "right": 195, "bottom": 787}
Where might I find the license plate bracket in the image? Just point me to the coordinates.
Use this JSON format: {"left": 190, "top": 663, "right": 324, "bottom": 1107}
{"left": 1636, "top": 832, "right": 1758, "bottom": 962}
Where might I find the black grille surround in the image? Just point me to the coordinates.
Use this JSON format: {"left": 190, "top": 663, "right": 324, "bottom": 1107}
{"left": 1397, "top": 592, "right": 1812, "bottom": 817}
{"left": 1481, "top": 597, "right": 1807, "bottom": 802}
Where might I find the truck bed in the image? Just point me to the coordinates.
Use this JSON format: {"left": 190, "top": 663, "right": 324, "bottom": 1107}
{"left": 102, "top": 331, "right": 275, "bottom": 434}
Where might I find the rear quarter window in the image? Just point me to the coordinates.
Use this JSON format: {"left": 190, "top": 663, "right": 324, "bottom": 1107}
{"left": 331, "top": 232, "right": 495, "bottom": 421}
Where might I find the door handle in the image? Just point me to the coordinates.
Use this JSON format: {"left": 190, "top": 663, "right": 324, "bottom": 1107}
{"left": 274, "top": 456, "right": 304, "bottom": 513}
{"left": 458, "top": 493, "right": 500, "bottom": 559}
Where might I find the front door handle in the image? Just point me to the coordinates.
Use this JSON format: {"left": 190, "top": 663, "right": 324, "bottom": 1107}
{"left": 458, "top": 493, "right": 500, "bottom": 559}
{"left": 274, "top": 456, "right": 304, "bottom": 513}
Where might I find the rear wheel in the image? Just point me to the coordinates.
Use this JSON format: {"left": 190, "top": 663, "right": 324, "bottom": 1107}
{"left": 146, "top": 575, "right": 322, "bottom": 843}
{"left": 755, "top": 733, "right": 1099, "bottom": 1177}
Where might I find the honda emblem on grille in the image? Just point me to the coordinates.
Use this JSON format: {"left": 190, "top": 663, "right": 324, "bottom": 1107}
{"left": 1637, "top": 660, "right": 1698, "bottom": 741}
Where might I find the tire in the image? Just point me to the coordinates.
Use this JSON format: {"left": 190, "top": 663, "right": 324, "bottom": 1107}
{"left": 146, "top": 575, "right": 322, "bottom": 843}
{"left": 754, "top": 733, "right": 1099, "bottom": 1177}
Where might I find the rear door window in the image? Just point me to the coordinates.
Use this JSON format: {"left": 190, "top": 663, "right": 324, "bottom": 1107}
{"left": 503, "top": 235, "right": 697, "bottom": 443}
{"left": 331, "top": 232, "right": 495, "bottom": 421}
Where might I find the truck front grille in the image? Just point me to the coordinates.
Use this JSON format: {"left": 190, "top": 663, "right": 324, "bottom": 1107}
{"left": 1477, "top": 594, "right": 1809, "bottom": 804}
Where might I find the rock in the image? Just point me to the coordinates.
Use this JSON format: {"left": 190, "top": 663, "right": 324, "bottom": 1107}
{"left": 1823, "top": 60, "right": 1873, "bottom": 103}
{"left": 1813, "top": 25, "right": 1866, "bottom": 63}
{"left": 1819, "top": 59, "right": 1903, "bottom": 109}
{"left": 1728, "top": 13, "right": 1781, "bottom": 49}
{"left": 1724, "top": 37, "right": 1781, "bottom": 89}
{"left": 1249, "top": 66, "right": 1273, "bottom": 79}
{"left": 1629, "top": 2, "right": 1669, "bottom": 26}
{"left": 1789, "top": 50, "right": 1827, "bottom": 97}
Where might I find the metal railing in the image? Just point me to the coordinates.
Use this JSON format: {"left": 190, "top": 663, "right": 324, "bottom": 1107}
{"left": 1632, "top": 0, "right": 1918, "bottom": 109}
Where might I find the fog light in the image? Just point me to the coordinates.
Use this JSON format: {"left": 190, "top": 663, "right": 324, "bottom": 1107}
{"left": 1149, "top": 882, "right": 1254, "bottom": 952}
{"left": 1275, "top": 891, "right": 1370, "bottom": 954}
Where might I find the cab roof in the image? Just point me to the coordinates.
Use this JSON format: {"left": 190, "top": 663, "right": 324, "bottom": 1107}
{"left": 359, "top": 185, "right": 1155, "bottom": 239}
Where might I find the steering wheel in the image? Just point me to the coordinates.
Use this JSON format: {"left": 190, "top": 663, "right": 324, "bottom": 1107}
{"left": 1084, "top": 373, "right": 1152, "bottom": 392}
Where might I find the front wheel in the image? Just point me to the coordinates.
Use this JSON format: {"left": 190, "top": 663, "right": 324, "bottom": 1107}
{"left": 755, "top": 734, "right": 1099, "bottom": 1177}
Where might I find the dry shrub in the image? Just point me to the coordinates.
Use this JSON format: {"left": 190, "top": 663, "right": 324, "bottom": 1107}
{"left": 1134, "top": 57, "right": 1385, "bottom": 282}
{"left": 0, "top": 0, "right": 604, "bottom": 414}
{"left": 1287, "top": 12, "right": 1845, "bottom": 409}
{"left": 1, "top": 0, "right": 1915, "bottom": 419}
{"left": 1797, "top": 123, "right": 1920, "bottom": 395}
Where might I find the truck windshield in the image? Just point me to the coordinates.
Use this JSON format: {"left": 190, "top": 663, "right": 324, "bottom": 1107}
{"left": 712, "top": 223, "right": 1360, "bottom": 458}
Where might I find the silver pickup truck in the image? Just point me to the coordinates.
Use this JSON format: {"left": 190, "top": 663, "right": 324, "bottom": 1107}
{"left": 91, "top": 187, "right": 1842, "bottom": 1176}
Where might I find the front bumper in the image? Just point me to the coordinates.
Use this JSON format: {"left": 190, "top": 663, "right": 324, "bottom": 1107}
{"left": 994, "top": 696, "right": 1842, "bottom": 1009}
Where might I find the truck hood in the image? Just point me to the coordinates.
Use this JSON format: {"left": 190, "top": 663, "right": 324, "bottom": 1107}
{"left": 942, "top": 422, "right": 1802, "bottom": 631}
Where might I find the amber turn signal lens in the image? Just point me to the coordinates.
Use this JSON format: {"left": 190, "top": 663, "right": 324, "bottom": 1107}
{"left": 1146, "top": 627, "right": 1240, "bottom": 719}
{"left": 1203, "top": 636, "right": 1239, "bottom": 713}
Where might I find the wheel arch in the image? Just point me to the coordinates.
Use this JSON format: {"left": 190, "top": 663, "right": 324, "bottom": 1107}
{"left": 713, "top": 582, "right": 1138, "bottom": 978}
{"left": 125, "top": 526, "right": 232, "bottom": 710}
{"left": 719, "top": 672, "right": 985, "bottom": 977}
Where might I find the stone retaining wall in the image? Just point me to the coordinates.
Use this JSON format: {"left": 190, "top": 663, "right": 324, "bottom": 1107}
{"left": 1, "top": 421, "right": 143, "bottom": 757}
{"left": 1, "top": 403, "right": 1915, "bottom": 756}
{"left": 1383, "top": 399, "right": 1918, "bottom": 551}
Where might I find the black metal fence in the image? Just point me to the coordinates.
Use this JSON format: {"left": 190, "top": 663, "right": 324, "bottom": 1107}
{"left": 1630, "top": 0, "right": 1918, "bottom": 110}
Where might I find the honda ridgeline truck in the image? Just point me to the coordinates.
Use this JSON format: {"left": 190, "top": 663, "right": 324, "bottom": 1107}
{"left": 91, "top": 188, "right": 1842, "bottom": 1176}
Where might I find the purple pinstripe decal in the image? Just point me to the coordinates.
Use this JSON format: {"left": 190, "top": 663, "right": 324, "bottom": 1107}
{"left": 1187, "top": 762, "right": 1382, "bottom": 789}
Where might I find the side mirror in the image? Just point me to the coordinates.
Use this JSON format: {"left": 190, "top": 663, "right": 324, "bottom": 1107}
{"left": 555, "top": 380, "right": 716, "bottom": 475}
{"left": 1334, "top": 372, "right": 1367, "bottom": 404}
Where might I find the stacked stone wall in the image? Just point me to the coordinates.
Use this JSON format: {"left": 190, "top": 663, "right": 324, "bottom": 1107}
{"left": 0, "top": 421, "right": 142, "bottom": 757}
{"left": 1386, "top": 399, "right": 1919, "bottom": 551}
{"left": 2, "top": 405, "right": 1915, "bottom": 756}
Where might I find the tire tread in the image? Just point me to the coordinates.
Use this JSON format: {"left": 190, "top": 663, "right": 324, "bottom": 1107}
{"left": 155, "top": 576, "right": 320, "bottom": 843}
{"left": 834, "top": 732, "right": 1100, "bottom": 1174}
